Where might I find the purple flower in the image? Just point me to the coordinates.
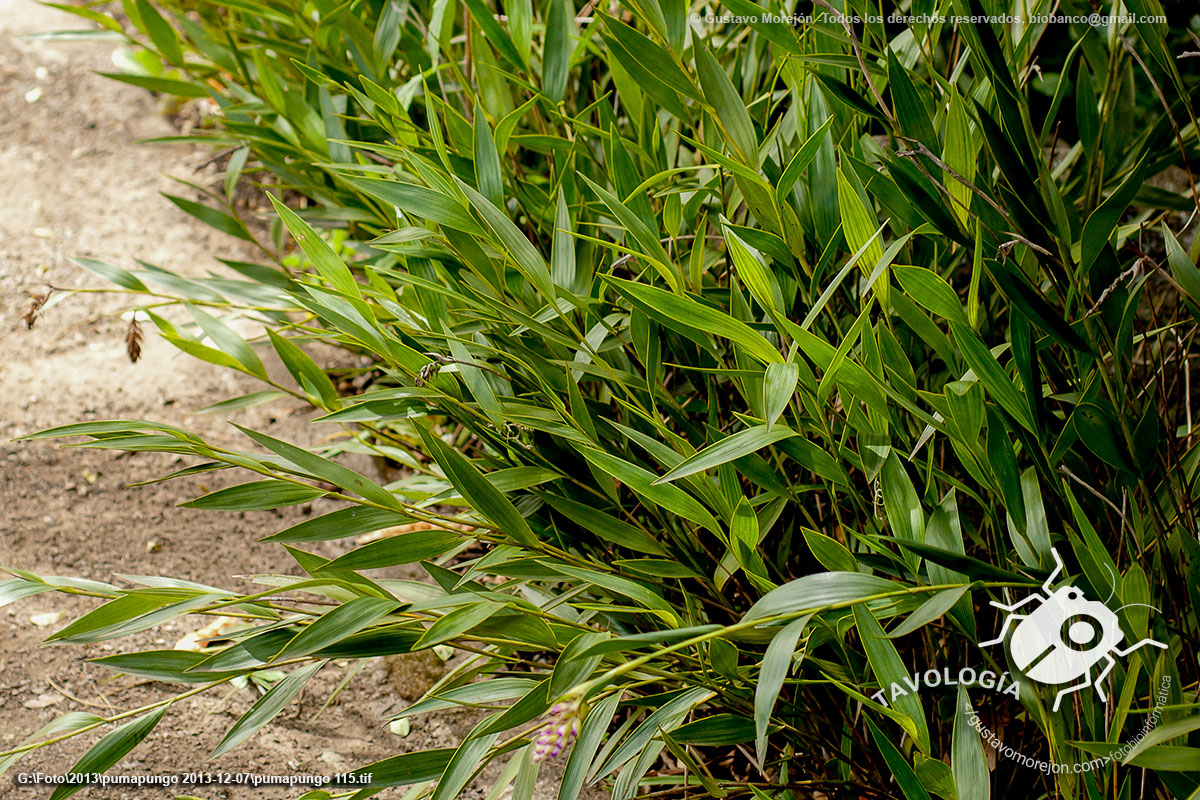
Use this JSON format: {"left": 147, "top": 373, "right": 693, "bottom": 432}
{"left": 530, "top": 701, "right": 581, "bottom": 762}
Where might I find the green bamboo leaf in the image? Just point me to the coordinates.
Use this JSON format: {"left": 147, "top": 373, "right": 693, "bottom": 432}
{"left": 715, "top": 0, "right": 800, "bottom": 52}
{"left": 160, "top": 331, "right": 245, "bottom": 373}
{"left": 462, "top": 0, "right": 525, "bottom": 69}
{"left": 952, "top": 686, "right": 989, "bottom": 800}
{"left": 541, "top": 0, "right": 573, "bottom": 102}
{"left": 505, "top": 0, "right": 531, "bottom": 61}
{"left": 56, "top": 594, "right": 222, "bottom": 645}
{"left": 98, "top": 72, "right": 211, "bottom": 97}
{"left": 763, "top": 362, "right": 798, "bottom": 431}
{"left": 265, "top": 330, "right": 340, "bottom": 409}
{"left": 836, "top": 167, "right": 886, "bottom": 303}
{"left": 415, "top": 602, "right": 504, "bottom": 649}
{"left": 195, "top": 391, "right": 287, "bottom": 414}
{"left": 234, "top": 425, "right": 400, "bottom": 510}
{"left": 185, "top": 303, "right": 267, "bottom": 379}
{"left": 1076, "top": 62, "right": 1100, "bottom": 154}
{"left": 133, "top": 0, "right": 182, "bottom": 65}
{"left": 1126, "top": 746, "right": 1200, "bottom": 771}
{"left": 594, "top": 687, "right": 714, "bottom": 778}
{"left": 551, "top": 187, "right": 577, "bottom": 289}
{"left": 1078, "top": 156, "right": 1146, "bottom": 277}
{"left": 431, "top": 718, "right": 501, "bottom": 800}
{"left": 557, "top": 693, "right": 623, "bottom": 800}
{"left": 581, "top": 176, "right": 679, "bottom": 292}
{"left": 855, "top": 604, "right": 930, "bottom": 753}
{"left": 1120, "top": 718, "right": 1200, "bottom": 765}
{"left": 729, "top": 497, "right": 771, "bottom": 589}
{"left": 754, "top": 614, "right": 811, "bottom": 763}
{"left": 886, "top": 49, "right": 936, "bottom": 149}
{"left": 448, "top": 338, "right": 502, "bottom": 420}
{"left": 372, "top": 0, "right": 405, "bottom": 74}
{"left": 416, "top": 424, "right": 538, "bottom": 547}
{"left": 1163, "top": 223, "right": 1200, "bottom": 305}
{"left": 273, "top": 597, "right": 400, "bottom": 662}
{"left": 263, "top": 507, "right": 411, "bottom": 543}
{"left": 893, "top": 266, "right": 965, "bottom": 323}
{"left": 44, "top": 593, "right": 181, "bottom": 643}
{"left": 49, "top": 708, "right": 167, "bottom": 800}
{"left": 1015, "top": 468, "right": 1052, "bottom": 562}
{"left": 268, "top": 194, "right": 358, "bottom": 297}
{"left": 654, "top": 425, "right": 796, "bottom": 484}
{"left": 982, "top": 258, "right": 1092, "bottom": 354}
{"left": 601, "top": 16, "right": 699, "bottom": 101}
{"left": 600, "top": 27, "right": 687, "bottom": 118}
{"left": 41, "top": 2, "right": 124, "bottom": 31}
{"left": 1073, "top": 740, "right": 1200, "bottom": 770}
{"left": 885, "top": 585, "right": 971, "bottom": 638}
{"left": 474, "top": 102, "right": 503, "bottom": 207}
{"left": 801, "top": 529, "right": 857, "bottom": 572}
{"left": 342, "top": 176, "right": 484, "bottom": 234}
{"left": 164, "top": 194, "right": 254, "bottom": 241}
{"left": 472, "top": 672, "right": 554, "bottom": 732}
{"left": 542, "top": 495, "right": 666, "bottom": 555}
{"left": 943, "top": 89, "right": 977, "bottom": 226}
{"left": 210, "top": 661, "right": 325, "bottom": 759}
{"left": 604, "top": 276, "right": 781, "bottom": 364}
{"left": 343, "top": 748, "right": 456, "bottom": 787}
{"left": 319, "top": 529, "right": 463, "bottom": 571}
{"left": 883, "top": 538, "right": 1024, "bottom": 582}
{"left": 0, "top": 579, "right": 55, "bottom": 607}
{"left": 28, "top": 29, "right": 123, "bottom": 42}
{"left": 777, "top": 115, "right": 834, "bottom": 202}
{"left": 1121, "top": 562, "right": 1151, "bottom": 640}
{"left": 180, "top": 480, "right": 327, "bottom": 511}
{"left": 89, "top": 650, "right": 245, "bottom": 684}
{"left": 695, "top": 43, "right": 757, "bottom": 165}
{"left": 70, "top": 257, "right": 149, "bottom": 292}
{"left": 949, "top": 323, "right": 1036, "bottom": 433}
{"left": 800, "top": 222, "right": 896, "bottom": 330}
{"left": 575, "top": 626, "right": 720, "bottom": 659}
{"left": 881, "top": 453, "right": 925, "bottom": 549}
{"left": 0, "top": 712, "right": 106, "bottom": 778}
{"left": 809, "top": 71, "right": 887, "bottom": 121}
{"left": 724, "top": 226, "right": 779, "bottom": 314}
{"left": 744, "top": 572, "right": 902, "bottom": 622}
{"left": 866, "top": 716, "right": 931, "bottom": 800}
{"left": 575, "top": 446, "right": 720, "bottom": 535}
{"left": 455, "top": 177, "right": 555, "bottom": 301}
{"left": 672, "top": 714, "right": 755, "bottom": 745}
{"left": 395, "top": 678, "right": 539, "bottom": 720}
{"left": 551, "top": 564, "right": 678, "bottom": 619}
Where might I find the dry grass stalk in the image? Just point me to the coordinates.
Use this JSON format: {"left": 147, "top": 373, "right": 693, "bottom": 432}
{"left": 354, "top": 519, "right": 476, "bottom": 545}
{"left": 21, "top": 289, "right": 51, "bottom": 329}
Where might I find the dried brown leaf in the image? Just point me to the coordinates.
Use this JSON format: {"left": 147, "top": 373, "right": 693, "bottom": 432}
{"left": 21, "top": 290, "right": 51, "bottom": 329}
{"left": 126, "top": 318, "right": 143, "bottom": 363}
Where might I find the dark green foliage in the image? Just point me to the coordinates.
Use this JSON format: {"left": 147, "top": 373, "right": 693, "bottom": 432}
{"left": 6, "top": 1, "right": 1200, "bottom": 797}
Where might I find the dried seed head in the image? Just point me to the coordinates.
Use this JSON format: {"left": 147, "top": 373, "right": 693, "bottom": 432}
{"left": 21, "top": 290, "right": 51, "bottom": 329}
{"left": 126, "top": 318, "right": 144, "bottom": 363}
{"left": 415, "top": 360, "right": 441, "bottom": 387}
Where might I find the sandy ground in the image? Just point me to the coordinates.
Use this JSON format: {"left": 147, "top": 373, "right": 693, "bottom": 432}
{"left": 0, "top": 2, "right": 493, "bottom": 797}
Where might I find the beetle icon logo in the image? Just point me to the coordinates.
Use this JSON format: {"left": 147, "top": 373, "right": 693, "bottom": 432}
{"left": 980, "top": 547, "right": 1166, "bottom": 711}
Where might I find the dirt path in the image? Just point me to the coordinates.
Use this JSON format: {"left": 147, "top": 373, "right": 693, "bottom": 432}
{"left": 0, "top": 3, "right": 473, "bottom": 796}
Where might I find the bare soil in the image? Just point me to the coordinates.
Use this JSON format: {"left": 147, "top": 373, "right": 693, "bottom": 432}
{"left": 0, "top": 3, "right": 492, "bottom": 797}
